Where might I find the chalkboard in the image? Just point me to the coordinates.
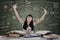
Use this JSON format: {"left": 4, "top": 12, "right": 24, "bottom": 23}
{"left": 0, "top": 0, "right": 60, "bottom": 35}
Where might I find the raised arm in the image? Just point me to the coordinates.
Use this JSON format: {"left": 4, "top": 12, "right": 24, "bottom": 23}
{"left": 13, "top": 4, "right": 24, "bottom": 25}
{"left": 34, "top": 8, "right": 47, "bottom": 25}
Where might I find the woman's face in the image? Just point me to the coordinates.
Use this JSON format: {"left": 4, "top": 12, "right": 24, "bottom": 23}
{"left": 27, "top": 16, "right": 32, "bottom": 22}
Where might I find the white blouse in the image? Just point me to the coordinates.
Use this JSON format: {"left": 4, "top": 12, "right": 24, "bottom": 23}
{"left": 22, "top": 22, "right": 36, "bottom": 34}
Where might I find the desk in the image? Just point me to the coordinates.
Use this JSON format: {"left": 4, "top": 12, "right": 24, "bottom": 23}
{"left": 0, "top": 36, "right": 60, "bottom": 40}
{"left": 0, "top": 36, "right": 47, "bottom": 40}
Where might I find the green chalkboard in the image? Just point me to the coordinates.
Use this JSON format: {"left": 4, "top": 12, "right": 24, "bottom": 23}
{"left": 0, "top": 0, "right": 60, "bottom": 35}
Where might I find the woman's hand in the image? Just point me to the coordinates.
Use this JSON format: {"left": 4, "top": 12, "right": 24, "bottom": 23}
{"left": 43, "top": 8, "right": 47, "bottom": 14}
{"left": 41, "top": 7, "right": 47, "bottom": 14}
{"left": 13, "top": 4, "right": 17, "bottom": 9}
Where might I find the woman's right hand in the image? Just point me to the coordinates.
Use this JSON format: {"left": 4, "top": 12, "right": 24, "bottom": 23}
{"left": 13, "top": 4, "right": 17, "bottom": 9}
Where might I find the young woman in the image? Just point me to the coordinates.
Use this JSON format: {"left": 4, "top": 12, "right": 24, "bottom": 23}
{"left": 13, "top": 4, "right": 47, "bottom": 35}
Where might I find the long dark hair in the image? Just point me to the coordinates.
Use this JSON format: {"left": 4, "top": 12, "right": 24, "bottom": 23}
{"left": 23, "top": 14, "right": 34, "bottom": 31}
